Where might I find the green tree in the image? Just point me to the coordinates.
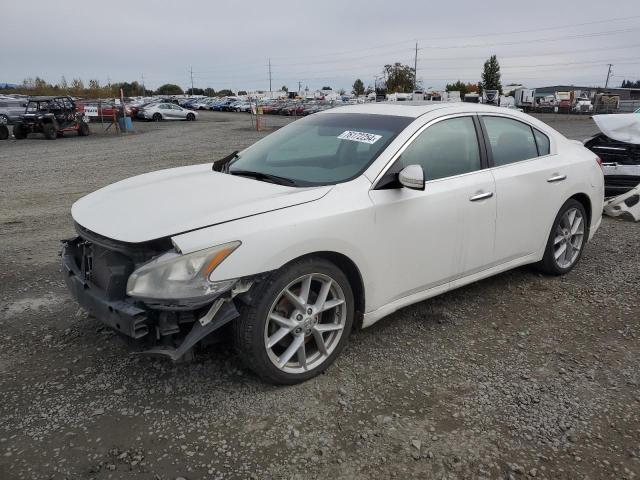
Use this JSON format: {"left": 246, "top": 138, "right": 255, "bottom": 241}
{"left": 352, "top": 78, "right": 365, "bottom": 96}
{"left": 203, "top": 87, "right": 216, "bottom": 96}
{"left": 281, "top": 85, "right": 288, "bottom": 92}
{"left": 321, "top": 86, "right": 332, "bottom": 91}
{"left": 187, "top": 87, "right": 204, "bottom": 95}
{"left": 481, "top": 55, "right": 502, "bottom": 93}
{"left": 237, "top": 90, "right": 248, "bottom": 96}
{"left": 216, "top": 89, "right": 233, "bottom": 97}
{"left": 383, "top": 63, "right": 414, "bottom": 93}
{"left": 155, "top": 83, "right": 184, "bottom": 95}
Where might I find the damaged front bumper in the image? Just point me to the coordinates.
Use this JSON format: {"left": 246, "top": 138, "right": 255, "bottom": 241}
{"left": 603, "top": 182, "right": 640, "bottom": 222}
{"left": 61, "top": 236, "right": 243, "bottom": 360}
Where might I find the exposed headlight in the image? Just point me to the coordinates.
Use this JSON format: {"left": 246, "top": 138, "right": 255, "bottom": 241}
{"left": 126, "top": 241, "right": 240, "bottom": 300}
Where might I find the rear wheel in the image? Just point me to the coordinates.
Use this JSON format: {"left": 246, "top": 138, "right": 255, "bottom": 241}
{"left": 43, "top": 124, "right": 57, "bottom": 140}
{"left": 152, "top": 113, "right": 162, "bottom": 121}
{"left": 537, "top": 199, "right": 588, "bottom": 275}
{"left": 0, "top": 125, "right": 8, "bottom": 140}
{"left": 78, "top": 121, "right": 90, "bottom": 136}
{"left": 13, "top": 124, "right": 27, "bottom": 139}
{"left": 234, "top": 258, "right": 354, "bottom": 385}
{"left": 186, "top": 113, "right": 195, "bottom": 121}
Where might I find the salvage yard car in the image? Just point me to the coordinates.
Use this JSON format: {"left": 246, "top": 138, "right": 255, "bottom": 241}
{"left": 62, "top": 103, "right": 604, "bottom": 384}
{"left": 139, "top": 102, "right": 198, "bottom": 121}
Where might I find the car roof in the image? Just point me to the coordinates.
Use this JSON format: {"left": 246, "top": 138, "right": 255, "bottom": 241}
{"left": 29, "top": 96, "right": 72, "bottom": 101}
{"left": 321, "top": 102, "right": 525, "bottom": 118}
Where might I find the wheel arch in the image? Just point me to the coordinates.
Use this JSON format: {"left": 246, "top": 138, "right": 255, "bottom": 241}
{"left": 279, "top": 251, "right": 366, "bottom": 328}
{"left": 568, "top": 192, "right": 592, "bottom": 229}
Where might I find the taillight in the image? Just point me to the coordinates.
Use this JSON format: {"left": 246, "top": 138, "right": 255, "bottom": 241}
{"left": 595, "top": 156, "right": 603, "bottom": 169}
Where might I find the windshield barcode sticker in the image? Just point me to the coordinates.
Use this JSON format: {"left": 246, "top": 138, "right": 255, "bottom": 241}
{"left": 337, "top": 130, "right": 382, "bottom": 144}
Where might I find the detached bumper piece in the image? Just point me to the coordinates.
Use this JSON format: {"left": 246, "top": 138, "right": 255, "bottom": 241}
{"left": 604, "top": 183, "right": 640, "bottom": 222}
{"left": 61, "top": 236, "right": 239, "bottom": 360}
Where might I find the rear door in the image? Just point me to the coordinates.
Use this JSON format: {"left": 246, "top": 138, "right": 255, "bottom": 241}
{"left": 479, "top": 114, "right": 565, "bottom": 263}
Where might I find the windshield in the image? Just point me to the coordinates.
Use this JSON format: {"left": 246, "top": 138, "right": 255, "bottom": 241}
{"left": 228, "top": 113, "right": 412, "bottom": 186}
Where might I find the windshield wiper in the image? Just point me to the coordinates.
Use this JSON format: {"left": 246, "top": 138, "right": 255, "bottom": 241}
{"left": 212, "top": 150, "right": 239, "bottom": 172}
{"left": 229, "top": 169, "right": 297, "bottom": 186}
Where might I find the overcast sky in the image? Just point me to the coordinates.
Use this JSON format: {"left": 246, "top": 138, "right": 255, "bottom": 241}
{"left": 2, "top": 0, "right": 639, "bottom": 92}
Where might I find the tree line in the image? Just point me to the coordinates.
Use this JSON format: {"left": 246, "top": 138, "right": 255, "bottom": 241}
{"left": 0, "top": 77, "right": 239, "bottom": 98}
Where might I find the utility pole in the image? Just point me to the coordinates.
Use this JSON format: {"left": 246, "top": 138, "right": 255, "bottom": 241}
{"left": 604, "top": 64, "right": 613, "bottom": 88}
{"left": 141, "top": 73, "right": 145, "bottom": 96}
{"left": 190, "top": 66, "right": 194, "bottom": 95}
{"left": 268, "top": 59, "right": 272, "bottom": 96}
{"left": 298, "top": 80, "right": 302, "bottom": 94}
{"left": 413, "top": 41, "right": 418, "bottom": 91}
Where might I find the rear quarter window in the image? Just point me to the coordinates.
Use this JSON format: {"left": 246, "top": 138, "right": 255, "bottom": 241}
{"left": 533, "top": 128, "right": 550, "bottom": 156}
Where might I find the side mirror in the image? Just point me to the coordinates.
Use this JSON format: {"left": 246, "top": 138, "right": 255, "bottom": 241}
{"left": 398, "top": 164, "right": 425, "bottom": 190}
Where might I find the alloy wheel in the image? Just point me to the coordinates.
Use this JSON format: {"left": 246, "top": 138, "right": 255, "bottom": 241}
{"left": 553, "top": 207, "right": 585, "bottom": 269}
{"left": 264, "top": 273, "right": 347, "bottom": 374}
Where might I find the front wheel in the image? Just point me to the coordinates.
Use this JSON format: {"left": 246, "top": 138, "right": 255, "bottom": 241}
{"left": 0, "top": 125, "right": 8, "bottom": 140}
{"left": 537, "top": 199, "right": 588, "bottom": 275}
{"left": 234, "top": 258, "right": 354, "bottom": 384}
{"left": 152, "top": 113, "right": 162, "bottom": 121}
{"left": 186, "top": 113, "right": 195, "bottom": 121}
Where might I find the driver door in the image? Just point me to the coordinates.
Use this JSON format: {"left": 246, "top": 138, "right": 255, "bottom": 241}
{"left": 368, "top": 115, "right": 496, "bottom": 309}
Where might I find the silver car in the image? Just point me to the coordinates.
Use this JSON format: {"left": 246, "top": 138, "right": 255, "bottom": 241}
{"left": 0, "top": 98, "right": 27, "bottom": 125}
{"left": 141, "top": 103, "right": 198, "bottom": 121}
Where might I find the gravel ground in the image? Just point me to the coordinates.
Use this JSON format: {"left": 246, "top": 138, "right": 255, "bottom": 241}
{"left": 0, "top": 111, "right": 638, "bottom": 480}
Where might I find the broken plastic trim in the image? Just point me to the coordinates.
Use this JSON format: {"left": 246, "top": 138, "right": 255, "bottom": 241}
{"left": 133, "top": 301, "right": 239, "bottom": 361}
{"left": 603, "top": 182, "right": 640, "bottom": 222}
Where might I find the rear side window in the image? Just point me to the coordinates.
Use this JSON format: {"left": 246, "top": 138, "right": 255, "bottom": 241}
{"left": 399, "top": 116, "right": 481, "bottom": 181}
{"left": 482, "top": 116, "right": 539, "bottom": 166}
{"left": 533, "top": 128, "right": 550, "bottom": 156}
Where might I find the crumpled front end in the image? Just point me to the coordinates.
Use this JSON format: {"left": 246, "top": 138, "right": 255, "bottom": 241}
{"left": 60, "top": 229, "right": 247, "bottom": 360}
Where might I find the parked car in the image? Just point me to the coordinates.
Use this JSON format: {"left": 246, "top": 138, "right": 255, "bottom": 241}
{"left": 140, "top": 103, "right": 198, "bottom": 121}
{"left": 0, "top": 98, "right": 27, "bottom": 125}
{"left": 62, "top": 103, "right": 603, "bottom": 384}
{"left": 13, "top": 96, "right": 90, "bottom": 140}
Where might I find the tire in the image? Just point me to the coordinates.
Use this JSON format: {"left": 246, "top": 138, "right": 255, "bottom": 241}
{"left": 233, "top": 257, "right": 354, "bottom": 385}
{"left": 43, "top": 124, "right": 57, "bottom": 140}
{"left": 152, "top": 113, "right": 162, "bottom": 121}
{"left": 0, "top": 125, "right": 8, "bottom": 140}
{"left": 537, "top": 199, "right": 589, "bottom": 275}
{"left": 186, "top": 113, "right": 195, "bottom": 121}
{"left": 13, "top": 124, "right": 27, "bottom": 139}
{"left": 0, "top": 114, "right": 8, "bottom": 125}
{"left": 78, "top": 122, "right": 90, "bottom": 136}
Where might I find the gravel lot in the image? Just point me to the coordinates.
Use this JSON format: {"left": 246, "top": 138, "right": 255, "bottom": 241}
{"left": 0, "top": 111, "right": 638, "bottom": 480}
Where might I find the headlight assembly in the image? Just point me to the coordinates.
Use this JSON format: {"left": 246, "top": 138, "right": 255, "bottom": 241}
{"left": 126, "top": 241, "right": 240, "bottom": 300}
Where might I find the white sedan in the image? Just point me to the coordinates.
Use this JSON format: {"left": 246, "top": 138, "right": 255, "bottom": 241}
{"left": 141, "top": 103, "right": 198, "bottom": 121}
{"left": 62, "top": 103, "right": 604, "bottom": 384}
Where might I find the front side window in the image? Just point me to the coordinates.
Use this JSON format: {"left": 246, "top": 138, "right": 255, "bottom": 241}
{"left": 229, "top": 113, "right": 412, "bottom": 186}
{"left": 482, "top": 116, "right": 539, "bottom": 166}
{"left": 398, "top": 116, "right": 482, "bottom": 181}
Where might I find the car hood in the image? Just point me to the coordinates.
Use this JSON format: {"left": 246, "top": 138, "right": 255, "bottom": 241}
{"left": 72, "top": 163, "right": 332, "bottom": 243}
{"left": 593, "top": 114, "right": 640, "bottom": 144}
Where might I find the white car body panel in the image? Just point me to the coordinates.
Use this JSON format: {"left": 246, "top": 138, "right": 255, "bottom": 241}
{"left": 71, "top": 164, "right": 332, "bottom": 243}
{"left": 71, "top": 103, "right": 604, "bottom": 328}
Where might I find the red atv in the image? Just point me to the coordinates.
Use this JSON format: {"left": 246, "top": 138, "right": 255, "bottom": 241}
{"left": 13, "top": 96, "right": 90, "bottom": 140}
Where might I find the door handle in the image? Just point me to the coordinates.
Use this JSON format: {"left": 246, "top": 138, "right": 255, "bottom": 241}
{"left": 546, "top": 174, "right": 567, "bottom": 183}
{"left": 469, "top": 191, "right": 494, "bottom": 202}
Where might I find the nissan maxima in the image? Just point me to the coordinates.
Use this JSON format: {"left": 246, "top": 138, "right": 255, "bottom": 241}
{"left": 62, "top": 103, "right": 604, "bottom": 384}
